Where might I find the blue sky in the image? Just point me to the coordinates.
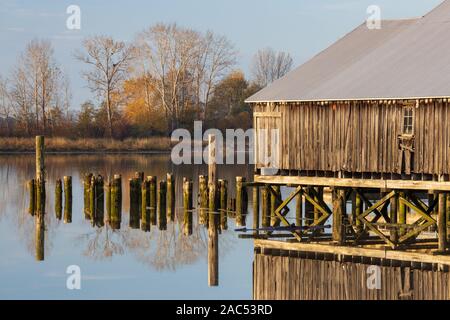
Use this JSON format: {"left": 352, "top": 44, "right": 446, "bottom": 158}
{"left": 0, "top": 0, "right": 443, "bottom": 109}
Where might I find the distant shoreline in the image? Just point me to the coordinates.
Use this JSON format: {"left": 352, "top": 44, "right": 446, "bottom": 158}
{"left": 0, "top": 137, "right": 173, "bottom": 154}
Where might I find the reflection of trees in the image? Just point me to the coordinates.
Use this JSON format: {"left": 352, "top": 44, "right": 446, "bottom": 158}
{"left": 3, "top": 153, "right": 251, "bottom": 269}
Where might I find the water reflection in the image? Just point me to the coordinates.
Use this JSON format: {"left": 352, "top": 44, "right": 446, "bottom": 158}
{"left": 1, "top": 154, "right": 252, "bottom": 272}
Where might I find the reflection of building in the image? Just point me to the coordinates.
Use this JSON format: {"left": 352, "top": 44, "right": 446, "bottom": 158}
{"left": 247, "top": 1, "right": 450, "bottom": 299}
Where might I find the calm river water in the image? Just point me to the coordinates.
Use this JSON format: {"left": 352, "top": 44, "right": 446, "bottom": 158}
{"left": 0, "top": 154, "right": 256, "bottom": 300}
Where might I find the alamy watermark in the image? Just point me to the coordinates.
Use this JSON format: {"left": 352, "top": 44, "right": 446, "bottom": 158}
{"left": 367, "top": 5, "right": 381, "bottom": 30}
{"left": 66, "top": 5, "right": 81, "bottom": 30}
{"left": 66, "top": 265, "right": 81, "bottom": 290}
{"left": 171, "top": 121, "right": 280, "bottom": 173}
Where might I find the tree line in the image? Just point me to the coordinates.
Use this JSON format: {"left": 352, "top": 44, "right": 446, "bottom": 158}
{"left": 0, "top": 23, "right": 293, "bottom": 139}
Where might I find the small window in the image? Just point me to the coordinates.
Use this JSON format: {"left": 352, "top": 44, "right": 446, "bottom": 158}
{"left": 403, "top": 107, "right": 414, "bottom": 135}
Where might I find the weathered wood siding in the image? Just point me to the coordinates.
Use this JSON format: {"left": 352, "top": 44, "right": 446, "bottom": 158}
{"left": 253, "top": 100, "right": 450, "bottom": 176}
{"left": 253, "top": 252, "right": 450, "bottom": 300}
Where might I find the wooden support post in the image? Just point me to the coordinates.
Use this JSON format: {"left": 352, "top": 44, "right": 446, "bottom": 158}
{"left": 105, "top": 180, "right": 111, "bottom": 224}
{"left": 28, "top": 179, "right": 36, "bottom": 216}
{"left": 314, "top": 187, "right": 324, "bottom": 226}
{"left": 355, "top": 190, "right": 363, "bottom": 234}
{"left": 55, "top": 179, "right": 62, "bottom": 220}
{"left": 199, "top": 175, "right": 208, "bottom": 225}
{"left": 149, "top": 176, "right": 157, "bottom": 226}
{"left": 89, "top": 175, "right": 96, "bottom": 224}
{"left": 296, "top": 191, "right": 303, "bottom": 228}
{"left": 304, "top": 187, "right": 314, "bottom": 226}
{"left": 183, "top": 178, "right": 193, "bottom": 236}
{"left": 399, "top": 191, "right": 407, "bottom": 237}
{"left": 166, "top": 173, "right": 175, "bottom": 222}
{"left": 270, "top": 185, "right": 280, "bottom": 227}
{"left": 83, "top": 173, "right": 93, "bottom": 219}
{"left": 63, "top": 176, "right": 72, "bottom": 224}
{"left": 438, "top": 192, "right": 448, "bottom": 252}
{"left": 447, "top": 193, "right": 450, "bottom": 243}
{"left": 35, "top": 214, "right": 45, "bottom": 261}
{"left": 261, "top": 187, "right": 270, "bottom": 227}
{"left": 35, "top": 136, "right": 45, "bottom": 216}
{"left": 332, "top": 188, "right": 346, "bottom": 245}
{"left": 236, "top": 176, "right": 246, "bottom": 227}
{"left": 110, "top": 174, "right": 122, "bottom": 230}
{"left": 253, "top": 186, "right": 260, "bottom": 236}
{"left": 141, "top": 178, "right": 150, "bottom": 232}
{"left": 129, "top": 178, "right": 140, "bottom": 229}
{"left": 390, "top": 192, "right": 398, "bottom": 244}
{"left": 219, "top": 179, "right": 228, "bottom": 231}
{"left": 95, "top": 175, "right": 104, "bottom": 227}
{"left": 158, "top": 181, "right": 167, "bottom": 230}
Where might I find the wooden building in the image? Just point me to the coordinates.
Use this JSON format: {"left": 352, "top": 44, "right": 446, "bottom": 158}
{"left": 246, "top": 2, "right": 450, "bottom": 296}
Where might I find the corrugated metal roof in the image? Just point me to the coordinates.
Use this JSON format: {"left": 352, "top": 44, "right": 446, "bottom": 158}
{"left": 246, "top": 0, "right": 450, "bottom": 103}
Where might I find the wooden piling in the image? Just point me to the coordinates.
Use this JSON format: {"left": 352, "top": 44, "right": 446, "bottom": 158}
{"left": 89, "top": 175, "right": 96, "bottom": 224}
{"left": 236, "top": 176, "right": 246, "bottom": 227}
{"left": 199, "top": 175, "right": 208, "bottom": 225}
{"left": 63, "top": 176, "right": 72, "bottom": 224}
{"left": 28, "top": 179, "right": 36, "bottom": 216}
{"left": 167, "top": 173, "right": 175, "bottom": 222}
{"left": 261, "top": 187, "right": 270, "bottom": 227}
{"left": 438, "top": 192, "right": 448, "bottom": 252}
{"left": 141, "top": 178, "right": 150, "bottom": 232}
{"left": 390, "top": 192, "right": 398, "bottom": 244}
{"left": 295, "top": 192, "right": 303, "bottom": 228}
{"left": 110, "top": 174, "right": 122, "bottom": 229}
{"left": 183, "top": 178, "right": 193, "bottom": 236}
{"left": 135, "top": 172, "right": 144, "bottom": 217}
{"left": 158, "top": 181, "right": 167, "bottom": 230}
{"left": 105, "top": 180, "right": 112, "bottom": 224}
{"left": 55, "top": 179, "right": 62, "bottom": 220}
{"left": 35, "top": 136, "right": 45, "bottom": 216}
{"left": 270, "top": 185, "right": 280, "bottom": 227}
{"left": 129, "top": 178, "right": 140, "bottom": 229}
{"left": 83, "top": 173, "right": 93, "bottom": 219}
{"left": 253, "top": 186, "right": 260, "bottom": 235}
{"left": 355, "top": 191, "right": 363, "bottom": 234}
{"left": 447, "top": 193, "right": 450, "bottom": 243}
{"left": 399, "top": 191, "right": 407, "bottom": 237}
{"left": 149, "top": 176, "right": 157, "bottom": 226}
{"left": 332, "top": 188, "right": 345, "bottom": 245}
{"left": 95, "top": 175, "right": 104, "bottom": 227}
{"left": 219, "top": 179, "right": 228, "bottom": 230}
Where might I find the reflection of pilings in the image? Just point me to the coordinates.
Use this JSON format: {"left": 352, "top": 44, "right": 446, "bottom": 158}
{"left": 55, "top": 179, "right": 62, "bottom": 220}
{"left": 28, "top": 179, "right": 35, "bottom": 216}
{"left": 135, "top": 172, "right": 144, "bottom": 218}
{"left": 219, "top": 179, "right": 228, "bottom": 231}
{"left": 199, "top": 175, "right": 208, "bottom": 226}
{"left": 149, "top": 176, "right": 157, "bottom": 226}
{"left": 183, "top": 178, "right": 193, "bottom": 236}
{"left": 84, "top": 173, "right": 93, "bottom": 219}
{"left": 35, "top": 214, "right": 45, "bottom": 261}
{"left": 63, "top": 176, "right": 72, "bottom": 224}
{"left": 141, "top": 178, "right": 150, "bottom": 232}
{"left": 129, "top": 177, "right": 140, "bottom": 229}
{"left": 158, "top": 180, "right": 167, "bottom": 231}
{"left": 208, "top": 181, "right": 219, "bottom": 287}
{"left": 110, "top": 174, "right": 122, "bottom": 230}
{"left": 167, "top": 173, "right": 175, "bottom": 222}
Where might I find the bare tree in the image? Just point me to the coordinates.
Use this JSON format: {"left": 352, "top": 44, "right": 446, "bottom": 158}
{"left": 135, "top": 24, "right": 237, "bottom": 129}
{"left": 251, "top": 47, "right": 294, "bottom": 88}
{"left": 76, "top": 36, "right": 135, "bottom": 138}
{"left": 0, "top": 76, "right": 13, "bottom": 135}
{"left": 9, "top": 64, "right": 33, "bottom": 135}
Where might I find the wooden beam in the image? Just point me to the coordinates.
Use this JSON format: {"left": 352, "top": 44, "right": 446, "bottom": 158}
{"left": 254, "top": 175, "right": 450, "bottom": 191}
{"left": 254, "top": 239, "right": 450, "bottom": 266}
